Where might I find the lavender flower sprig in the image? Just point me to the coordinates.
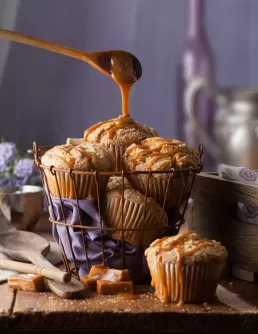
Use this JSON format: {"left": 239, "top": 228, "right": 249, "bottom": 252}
{"left": 0, "top": 140, "right": 38, "bottom": 187}
{"left": 0, "top": 142, "right": 17, "bottom": 173}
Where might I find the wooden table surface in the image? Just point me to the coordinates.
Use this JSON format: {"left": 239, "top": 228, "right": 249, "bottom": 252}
{"left": 1, "top": 215, "right": 258, "bottom": 333}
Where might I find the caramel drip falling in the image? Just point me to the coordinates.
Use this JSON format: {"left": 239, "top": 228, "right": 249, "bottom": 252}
{"left": 120, "top": 84, "right": 132, "bottom": 118}
{"left": 152, "top": 232, "right": 218, "bottom": 305}
{"left": 111, "top": 55, "right": 136, "bottom": 118}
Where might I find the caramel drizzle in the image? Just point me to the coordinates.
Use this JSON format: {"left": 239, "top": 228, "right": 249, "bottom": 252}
{"left": 45, "top": 146, "right": 75, "bottom": 169}
{"left": 45, "top": 144, "right": 107, "bottom": 170}
{"left": 84, "top": 116, "right": 151, "bottom": 141}
{"left": 126, "top": 139, "right": 200, "bottom": 170}
{"left": 154, "top": 232, "right": 217, "bottom": 305}
{"left": 84, "top": 119, "right": 116, "bottom": 141}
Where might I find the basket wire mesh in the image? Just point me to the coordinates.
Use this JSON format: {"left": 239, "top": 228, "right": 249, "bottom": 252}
{"left": 33, "top": 141, "right": 203, "bottom": 281}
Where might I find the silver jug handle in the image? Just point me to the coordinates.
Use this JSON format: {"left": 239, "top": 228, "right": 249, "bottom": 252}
{"left": 184, "top": 77, "right": 221, "bottom": 161}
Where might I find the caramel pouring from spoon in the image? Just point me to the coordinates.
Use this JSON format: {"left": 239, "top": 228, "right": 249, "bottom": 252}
{"left": 0, "top": 28, "right": 142, "bottom": 83}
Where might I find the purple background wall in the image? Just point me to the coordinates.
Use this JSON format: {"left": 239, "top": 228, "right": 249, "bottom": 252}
{"left": 0, "top": 0, "right": 257, "bottom": 151}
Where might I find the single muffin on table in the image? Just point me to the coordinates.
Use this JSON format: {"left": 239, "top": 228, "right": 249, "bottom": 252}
{"left": 145, "top": 231, "right": 228, "bottom": 304}
{"left": 103, "top": 176, "right": 168, "bottom": 246}
{"left": 123, "top": 137, "right": 201, "bottom": 209}
{"left": 84, "top": 115, "right": 157, "bottom": 171}
{"left": 41, "top": 143, "right": 113, "bottom": 200}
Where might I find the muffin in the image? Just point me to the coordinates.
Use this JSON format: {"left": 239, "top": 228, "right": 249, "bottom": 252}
{"left": 103, "top": 176, "right": 168, "bottom": 246}
{"left": 84, "top": 115, "right": 157, "bottom": 171}
{"left": 123, "top": 137, "right": 201, "bottom": 209}
{"left": 41, "top": 143, "right": 113, "bottom": 200}
{"left": 145, "top": 231, "right": 228, "bottom": 304}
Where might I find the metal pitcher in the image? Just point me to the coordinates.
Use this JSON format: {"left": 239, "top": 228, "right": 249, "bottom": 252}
{"left": 185, "top": 77, "right": 258, "bottom": 170}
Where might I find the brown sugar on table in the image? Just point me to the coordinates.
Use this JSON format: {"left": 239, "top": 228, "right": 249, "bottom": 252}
{"left": 8, "top": 274, "right": 45, "bottom": 293}
{"left": 116, "top": 293, "right": 139, "bottom": 300}
{"left": 97, "top": 280, "right": 133, "bottom": 295}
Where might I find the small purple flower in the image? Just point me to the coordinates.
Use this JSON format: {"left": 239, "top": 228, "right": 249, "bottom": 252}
{"left": 239, "top": 168, "right": 258, "bottom": 182}
{"left": 0, "top": 177, "right": 10, "bottom": 187}
{"left": 0, "top": 177, "right": 25, "bottom": 187}
{"left": 14, "top": 158, "right": 37, "bottom": 179}
{"left": 0, "top": 142, "right": 17, "bottom": 168}
{"left": 0, "top": 155, "right": 8, "bottom": 173}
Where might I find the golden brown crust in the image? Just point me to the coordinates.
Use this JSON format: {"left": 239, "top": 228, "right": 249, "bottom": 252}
{"left": 145, "top": 231, "right": 228, "bottom": 265}
{"left": 41, "top": 143, "right": 113, "bottom": 171}
{"left": 84, "top": 116, "right": 157, "bottom": 146}
{"left": 106, "top": 176, "right": 132, "bottom": 192}
{"left": 123, "top": 137, "right": 201, "bottom": 177}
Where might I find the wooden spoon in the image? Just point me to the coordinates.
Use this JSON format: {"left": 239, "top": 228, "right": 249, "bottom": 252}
{"left": 0, "top": 231, "right": 86, "bottom": 299}
{"left": 0, "top": 28, "right": 142, "bottom": 84}
{"left": 0, "top": 258, "right": 71, "bottom": 283}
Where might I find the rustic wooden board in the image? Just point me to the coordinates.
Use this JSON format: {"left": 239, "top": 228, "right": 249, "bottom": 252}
{"left": 189, "top": 172, "right": 258, "bottom": 277}
{"left": 0, "top": 283, "right": 16, "bottom": 329}
{"left": 192, "top": 172, "right": 258, "bottom": 206}
{"left": 1, "top": 209, "right": 258, "bottom": 332}
{"left": 1, "top": 279, "right": 254, "bottom": 332}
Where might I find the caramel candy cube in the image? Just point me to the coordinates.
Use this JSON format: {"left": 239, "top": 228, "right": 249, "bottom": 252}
{"left": 8, "top": 274, "right": 45, "bottom": 292}
{"left": 80, "top": 275, "right": 97, "bottom": 292}
{"left": 89, "top": 264, "right": 131, "bottom": 282}
{"left": 89, "top": 264, "right": 108, "bottom": 277}
{"left": 97, "top": 280, "right": 133, "bottom": 295}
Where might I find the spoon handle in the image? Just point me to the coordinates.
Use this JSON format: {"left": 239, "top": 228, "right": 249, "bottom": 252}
{"left": 0, "top": 258, "right": 71, "bottom": 283}
{"left": 26, "top": 253, "right": 86, "bottom": 299}
{"left": 26, "top": 253, "right": 71, "bottom": 283}
{"left": 0, "top": 28, "right": 108, "bottom": 76}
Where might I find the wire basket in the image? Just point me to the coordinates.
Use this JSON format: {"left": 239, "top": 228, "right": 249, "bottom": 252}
{"left": 33, "top": 141, "right": 203, "bottom": 283}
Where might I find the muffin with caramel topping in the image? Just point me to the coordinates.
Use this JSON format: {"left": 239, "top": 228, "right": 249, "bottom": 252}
{"left": 84, "top": 116, "right": 157, "bottom": 171}
{"left": 103, "top": 176, "right": 168, "bottom": 246}
{"left": 41, "top": 143, "right": 113, "bottom": 200}
{"left": 123, "top": 137, "right": 202, "bottom": 209}
{"left": 145, "top": 231, "right": 228, "bottom": 304}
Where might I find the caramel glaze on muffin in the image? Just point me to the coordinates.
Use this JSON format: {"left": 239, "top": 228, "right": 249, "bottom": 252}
{"left": 123, "top": 137, "right": 201, "bottom": 176}
{"left": 145, "top": 231, "right": 228, "bottom": 304}
{"left": 83, "top": 116, "right": 157, "bottom": 172}
{"left": 84, "top": 116, "right": 157, "bottom": 146}
{"left": 41, "top": 143, "right": 113, "bottom": 199}
{"left": 122, "top": 138, "right": 201, "bottom": 209}
{"left": 41, "top": 143, "right": 113, "bottom": 171}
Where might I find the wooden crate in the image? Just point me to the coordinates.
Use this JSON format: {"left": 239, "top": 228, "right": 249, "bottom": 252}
{"left": 188, "top": 172, "right": 258, "bottom": 282}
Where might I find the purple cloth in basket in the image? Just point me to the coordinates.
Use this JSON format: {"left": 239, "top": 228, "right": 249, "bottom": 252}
{"left": 48, "top": 197, "right": 180, "bottom": 283}
{"left": 49, "top": 197, "right": 149, "bottom": 283}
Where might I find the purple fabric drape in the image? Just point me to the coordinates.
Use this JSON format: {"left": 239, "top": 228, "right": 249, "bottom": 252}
{"left": 49, "top": 197, "right": 149, "bottom": 283}
{"left": 48, "top": 196, "right": 180, "bottom": 283}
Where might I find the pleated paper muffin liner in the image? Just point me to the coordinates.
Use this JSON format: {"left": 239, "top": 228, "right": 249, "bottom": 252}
{"left": 107, "top": 144, "right": 128, "bottom": 172}
{"left": 44, "top": 170, "right": 109, "bottom": 200}
{"left": 127, "top": 172, "right": 194, "bottom": 210}
{"left": 104, "top": 196, "right": 167, "bottom": 246}
{"left": 147, "top": 260, "right": 225, "bottom": 304}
